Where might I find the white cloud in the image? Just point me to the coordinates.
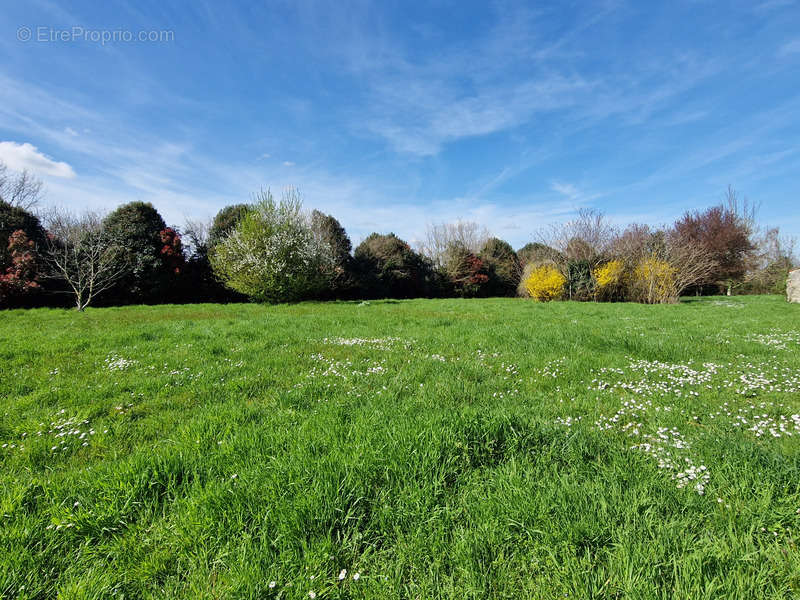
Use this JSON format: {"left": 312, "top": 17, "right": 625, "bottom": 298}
{"left": 551, "top": 181, "right": 581, "bottom": 200}
{"left": 0, "top": 141, "right": 76, "bottom": 178}
{"left": 282, "top": 161, "right": 295, "bottom": 167}
{"left": 549, "top": 181, "right": 602, "bottom": 204}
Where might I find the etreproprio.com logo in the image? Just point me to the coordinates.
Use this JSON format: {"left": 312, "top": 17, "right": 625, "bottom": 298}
{"left": 17, "top": 26, "right": 174, "bottom": 45}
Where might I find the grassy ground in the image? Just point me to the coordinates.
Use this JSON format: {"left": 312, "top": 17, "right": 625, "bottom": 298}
{"left": 1, "top": 295, "right": 799, "bottom": 599}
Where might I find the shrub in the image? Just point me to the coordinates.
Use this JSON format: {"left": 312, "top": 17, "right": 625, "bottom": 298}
{"left": 594, "top": 259, "right": 625, "bottom": 301}
{"left": 210, "top": 188, "right": 330, "bottom": 303}
{"left": 565, "top": 259, "right": 595, "bottom": 301}
{"left": 354, "top": 233, "right": 433, "bottom": 299}
{"left": 442, "top": 242, "right": 488, "bottom": 297}
{"left": 523, "top": 264, "right": 566, "bottom": 301}
{"left": 632, "top": 257, "right": 676, "bottom": 304}
{"left": 478, "top": 238, "right": 519, "bottom": 296}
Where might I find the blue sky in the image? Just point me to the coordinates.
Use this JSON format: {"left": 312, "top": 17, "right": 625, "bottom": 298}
{"left": 1, "top": 0, "right": 798, "bottom": 248}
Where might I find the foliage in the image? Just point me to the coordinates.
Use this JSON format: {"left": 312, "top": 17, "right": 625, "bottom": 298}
{"left": 523, "top": 264, "right": 566, "bottom": 301}
{"left": 208, "top": 204, "right": 251, "bottom": 248}
{"left": 517, "top": 242, "right": 562, "bottom": 268}
{"left": 442, "top": 242, "right": 489, "bottom": 297}
{"left": 478, "top": 238, "right": 519, "bottom": 296}
{"left": 564, "top": 259, "right": 595, "bottom": 301}
{"left": 101, "top": 202, "right": 172, "bottom": 303}
{"left": 310, "top": 210, "right": 355, "bottom": 297}
{"left": 0, "top": 200, "right": 46, "bottom": 271}
{"left": 159, "top": 228, "right": 185, "bottom": 275}
{"left": 0, "top": 230, "right": 40, "bottom": 304}
{"left": 210, "top": 188, "right": 329, "bottom": 302}
{"left": 354, "top": 233, "right": 433, "bottom": 298}
{"left": 632, "top": 257, "right": 677, "bottom": 304}
{"left": 593, "top": 259, "right": 626, "bottom": 301}
{"left": 673, "top": 188, "right": 756, "bottom": 292}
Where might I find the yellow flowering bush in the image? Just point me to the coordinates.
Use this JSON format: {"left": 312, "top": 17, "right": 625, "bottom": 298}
{"left": 633, "top": 257, "right": 676, "bottom": 304}
{"left": 593, "top": 260, "right": 625, "bottom": 299}
{"left": 524, "top": 265, "right": 566, "bottom": 301}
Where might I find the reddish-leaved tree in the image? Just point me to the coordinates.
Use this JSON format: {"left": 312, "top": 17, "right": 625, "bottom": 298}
{"left": 160, "top": 227, "right": 185, "bottom": 274}
{"left": 0, "top": 230, "right": 40, "bottom": 303}
{"left": 673, "top": 187, "right": 756, "bottom": 294}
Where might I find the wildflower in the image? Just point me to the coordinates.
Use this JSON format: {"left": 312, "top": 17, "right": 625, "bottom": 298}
{"left": 353, "top": 573, "right": 360, "bottom": 581}
{"left": 339, "top": 569, "right": 347, "bottom": 580}
{"left": 309, "top": 592, "right": 316, "bottom": 599}
{"left": 269, "top": 581, "right": 276, "bottom": 589}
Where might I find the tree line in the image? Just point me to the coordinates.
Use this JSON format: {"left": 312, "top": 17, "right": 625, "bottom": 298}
{"left": 0, "top": 164, "right": 795, "bottom": 310}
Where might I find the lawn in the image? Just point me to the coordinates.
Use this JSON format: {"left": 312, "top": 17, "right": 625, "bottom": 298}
{"left": 1, "top": 296, "right": 799, "bottom": 599}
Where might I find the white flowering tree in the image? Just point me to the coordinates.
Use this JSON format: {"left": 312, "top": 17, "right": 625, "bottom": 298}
{"left": 210, "top": 188, "right": 332, "bottom": 302}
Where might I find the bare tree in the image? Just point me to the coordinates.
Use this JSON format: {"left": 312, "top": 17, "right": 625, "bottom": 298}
{"left": 665, "top": 233, "right": 719, "bottom": 300}
{"left": 0, "top": 162, "right": 44, "bottom": 211}
{"left": 542, "top": 208, "right": 616, "bottom": 267}
{"left": 42, "top": 209, "right": 127, "bottom": 311}
{"left": 418, "top": 220, "right": 489, "bottom": 269}
{"left": 743, "top": 227, "right": 797, "bottom": 293}
{"left": 183, "top": 217, "right": 210, "bottom": 257}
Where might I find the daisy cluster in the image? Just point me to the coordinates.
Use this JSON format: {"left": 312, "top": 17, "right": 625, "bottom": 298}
{"left": 321, "top": 336, "right": 406, "bottom": 351}
{"left": 590, "top": 359, "right": 720, "bottom": 398}
{"left": 745, "top": 330, "right": 800, "bottom": 351}
{"left": 536, "top": 357, "right": 568, "bottom": 379}
{"left": 103, "top": 353, "right": 138, "bottom": 371}
{"left": 45, "top": 412, "right": 98, "bottom": 452}
{"left": 307, "top": 354, "right": 387, "bottom": 380}
{"left": 729, "top": 401, "right": 800, "bottom": 438}
{"left": 630, "top": 428, "right": 709, "bottom": 495}
{"left": 590, "top": 358, "right": 800, "bottom": 398}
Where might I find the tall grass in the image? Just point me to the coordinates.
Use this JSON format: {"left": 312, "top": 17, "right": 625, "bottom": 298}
{"left": 1, "top": 296, "right": 798, "bottom": 598}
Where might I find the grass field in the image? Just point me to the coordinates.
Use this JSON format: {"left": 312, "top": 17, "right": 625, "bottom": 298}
{"left": 1, "top": 296, "right": 799, "bottom": 599}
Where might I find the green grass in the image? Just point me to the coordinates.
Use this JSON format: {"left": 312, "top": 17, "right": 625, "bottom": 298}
{"left": 1, "top": 296, "right": 799, "bottom": 599}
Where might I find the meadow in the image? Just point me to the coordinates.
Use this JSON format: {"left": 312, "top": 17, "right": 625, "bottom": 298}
{"left": 1, "top": 296, "right": 799, "bottom": 599}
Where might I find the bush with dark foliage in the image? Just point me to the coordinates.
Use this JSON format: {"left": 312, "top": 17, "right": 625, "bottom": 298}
{"left": 101, "top": 202, "right": 177, "bottom": 304}
{"left": 354, "top": 233, "right": 435, "bottom": 299}
{"left": 479, "top": 238, "right": 519, "bottom": 296}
